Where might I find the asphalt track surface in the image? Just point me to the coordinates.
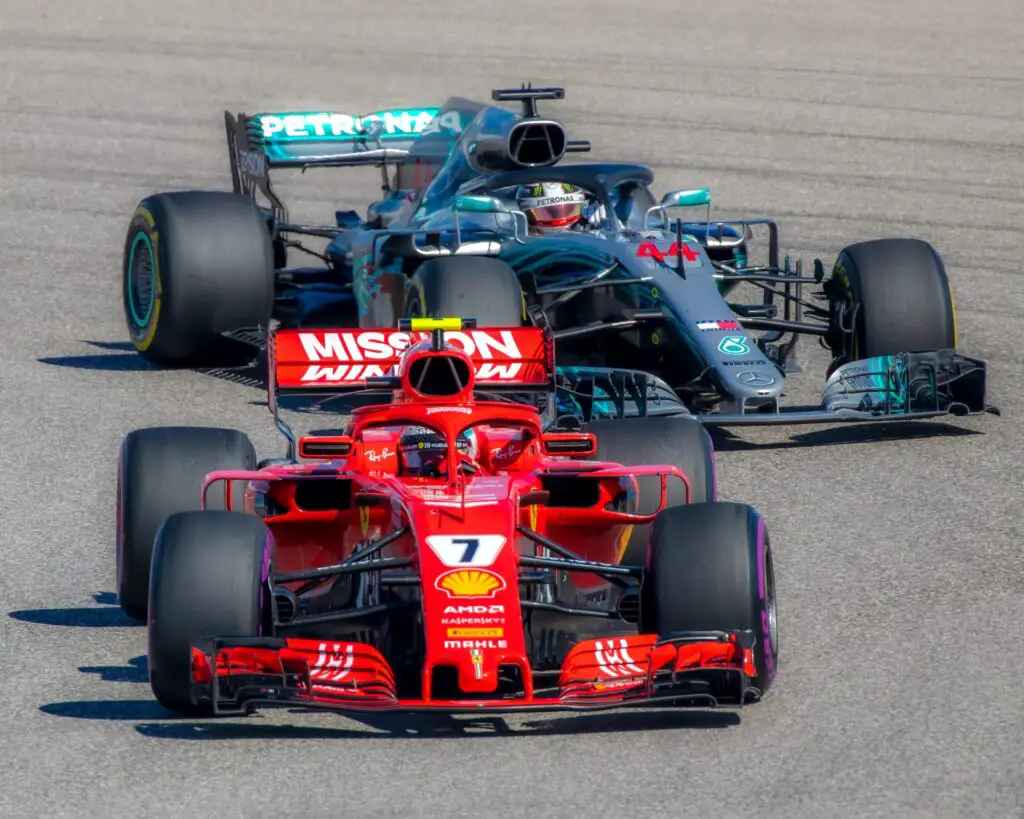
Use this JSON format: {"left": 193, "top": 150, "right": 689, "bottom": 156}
{"left": 2, "top": 1, "right": 1023, "bottom": 816}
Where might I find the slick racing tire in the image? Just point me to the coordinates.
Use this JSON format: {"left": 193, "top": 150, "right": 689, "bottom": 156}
{"left": 582, "top": 416, "right": 715, "bottom": 566}
{"left": 828, "top": 238, "right": 957, "bottom": 372}
{"left": 404, "top": 256, "right": 525, "bottom": 327}
{"left": 116, "top": 426, "right": 257, "bottom": 621}
{"left": 123, "top": 191, "right": 274, "bottom": 367}
{"left": 641, "top": 502, "right": 778, "bottom": 700}
{"left": 148, "top": 511, "right": 269, "bottom": 715}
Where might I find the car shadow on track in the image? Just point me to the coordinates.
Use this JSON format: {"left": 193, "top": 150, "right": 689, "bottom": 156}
{"left": 36, "top": 696, "right": 741, "bottom": 739}
{"left": 79, "top": 654, "right": 149, "bottom": 684}
{"left": 37, "top": 340, "right": 267, "bottom": 382}
{"left": 29, "top": 594, "right": 743, "bottom": 738}
{"left": 36, "top": 340, "right": 327, "bottom": 405}
{"left": 38, "top": 354, "right": 155, "bottom": 371}
{"left": 40, "top": 700, "right": 172, "bottom": 721}
{"left": 38, "top": 341, "right": 157, "bottom": 372}
{"left": 709, "top": 420, "right": 981, "bottom": 452}
{"left": 128, "top": 707, "right": 740, "bottom": 741}
{"left": 8, "top": 592, "right": 139, "bottom": 628}
{"left": 36, "top": 699, "right": 738, "bottom": 739}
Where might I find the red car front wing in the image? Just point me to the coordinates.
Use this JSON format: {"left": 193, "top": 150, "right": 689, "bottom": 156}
{"left": 189, "top": 630, "right": 757, "bottom": 716}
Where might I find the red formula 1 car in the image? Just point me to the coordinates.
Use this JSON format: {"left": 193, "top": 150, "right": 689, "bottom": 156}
{"left": 115, "top": 318, "right": 778, "bottom": 717}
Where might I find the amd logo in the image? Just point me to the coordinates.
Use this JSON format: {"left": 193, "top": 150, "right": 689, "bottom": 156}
{"left": 443, "top": 605, "right": 504, "bottom": 614}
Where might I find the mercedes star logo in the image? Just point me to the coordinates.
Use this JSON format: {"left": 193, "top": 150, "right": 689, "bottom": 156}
{"left": 737, "top": 371, "right": 776, "bottom": 387}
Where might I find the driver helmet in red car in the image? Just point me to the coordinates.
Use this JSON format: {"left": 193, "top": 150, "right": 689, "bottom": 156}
{"left": 516, "top": 182, "right": 587, "bottom": 234}
{"left": 397, "top": 425, "right": 478, "bottom": 477}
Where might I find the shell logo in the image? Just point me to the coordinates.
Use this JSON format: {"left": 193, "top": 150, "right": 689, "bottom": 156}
{"left": 435, "top": 568, "right": 506, "bottom": 599}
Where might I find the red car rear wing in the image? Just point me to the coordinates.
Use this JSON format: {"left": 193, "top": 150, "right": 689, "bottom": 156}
{"left": 268, "top": 322, "right": 554, "bottom": 405}
{"left": 265, "top": 318, "right": 557, "bottom": 460}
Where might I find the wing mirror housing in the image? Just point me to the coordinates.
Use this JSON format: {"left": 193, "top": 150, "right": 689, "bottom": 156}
{"left": 540, "top": 432, "right": 597, "bottom": 456}
{"left": 453, "top": 194, "right": 509, "bottom": 214}
{"left": 661, "top": 188, "right": 712, "bottom": 208}
{"left": 644, "top": 187, "right": 713, "bottom": 230}
{"left": 298, "top": 436, "right": 354, "bottom": 459}
{"left": 452, "top": 194, "right": 529, "bottom": 244}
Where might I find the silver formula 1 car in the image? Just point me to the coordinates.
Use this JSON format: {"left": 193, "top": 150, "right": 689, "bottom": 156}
{"left": 122, "top": 84, "right": 997, "bottom": 430}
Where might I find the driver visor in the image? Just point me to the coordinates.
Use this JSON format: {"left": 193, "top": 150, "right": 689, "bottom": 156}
{"left": 527, "top": 203, "right": 583, "bottom": 226}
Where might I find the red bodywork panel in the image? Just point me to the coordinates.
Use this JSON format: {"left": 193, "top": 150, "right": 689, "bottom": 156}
{"left": 187, "top": 323, "right": 751, "bottom": 715}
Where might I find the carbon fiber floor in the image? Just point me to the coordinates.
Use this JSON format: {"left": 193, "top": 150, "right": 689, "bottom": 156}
{"left": 1, "top": 1, "right": 1022, "bottom": 816}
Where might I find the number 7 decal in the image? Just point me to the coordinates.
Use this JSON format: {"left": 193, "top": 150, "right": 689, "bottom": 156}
{"left": 454, "top": 538, "right": 480, "bottom": 564}
{"left": 426, "top": 535, "right": 506, "bottom": 567}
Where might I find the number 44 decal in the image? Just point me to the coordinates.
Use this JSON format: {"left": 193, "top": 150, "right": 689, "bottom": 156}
{"left": 636, "top": 242, "right": 700, "bottom": 264}
{"left": 426, "top": 535, "right": 506, "bottom": 568}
